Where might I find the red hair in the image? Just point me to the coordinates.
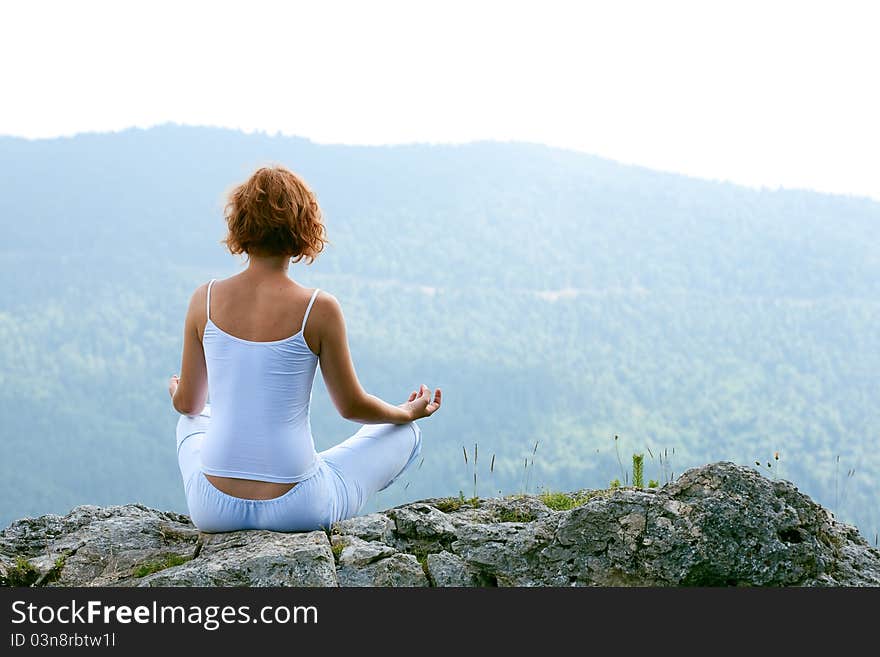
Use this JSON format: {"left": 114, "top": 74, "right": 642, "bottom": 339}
{"left": 222, "top": 165, "right": 328, "bottom": 263}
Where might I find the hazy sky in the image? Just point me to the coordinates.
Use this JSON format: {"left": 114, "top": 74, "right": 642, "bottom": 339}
{"left": 3, "top": 0, "right": 879, "bottom": 199}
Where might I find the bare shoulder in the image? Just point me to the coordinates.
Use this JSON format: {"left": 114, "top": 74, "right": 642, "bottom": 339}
{"left": 183, "top": 282, "right": 211, "bottom": 327}
{"left": 188, "top": 282, "right": 209, "bottom": 310}
{"left": 311, "top": 289, "right": 343, "bottom": 320}
{"left": 303, "top": 289, "right": 343, "bottom": 356}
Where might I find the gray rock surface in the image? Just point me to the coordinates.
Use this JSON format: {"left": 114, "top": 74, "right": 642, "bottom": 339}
{"left": 337, "top": 552, "right": 428, "bottom": 587}
{"left": 426, "top": 551, "right": 480, "bottom": 586}
{"left": 2, "top": 462, "right": 878, "bottom": 587}
{"left": 139, "top": 531, "right": 336, "bottom": 587}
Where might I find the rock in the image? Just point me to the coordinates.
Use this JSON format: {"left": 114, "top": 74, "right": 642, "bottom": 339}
{"left": 330, "top": 513, "right": 395, "bottom": 543}
{"left": 426, "top": 551, "right": 479, "bottom": 587}
{"left": 387, "top": 503, "right": 456, "bottom": 540}
{"left": 0, "top": 504, "right": 199, "bottom": 586}
{"left": 337, "top": 553, "right": 428, "bottom": 587}
{"left": 332, "top": 535, "right": 395, "bottom": 568}
{"left": 138, "top": 531, "right": 337, "bottom": 587}
{"left": 2, "top": 463, "right": 879, "bottom": 587}
{"left": 0, "top": 555, "right": 18, "bottom": 586}
{"left": 451, "top": 517, "right": 562, "bottom": 586}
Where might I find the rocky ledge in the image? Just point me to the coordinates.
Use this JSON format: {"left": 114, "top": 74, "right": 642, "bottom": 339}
{"left": 1, "top": 462, "right": 878, "bottom": 587}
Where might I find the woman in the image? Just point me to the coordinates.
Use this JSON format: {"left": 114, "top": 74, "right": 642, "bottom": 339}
{"left": 167, "top": 165, "right": 441, "bottom": 533}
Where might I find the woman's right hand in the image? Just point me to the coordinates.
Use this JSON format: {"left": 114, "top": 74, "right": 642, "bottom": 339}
{"left": 401, "top": 384, "right": 442, "bottom": 420}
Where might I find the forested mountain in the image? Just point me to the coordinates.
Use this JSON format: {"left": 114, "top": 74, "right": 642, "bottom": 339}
{"left": 1, "top": 124, "right": 878, "bottom": 539}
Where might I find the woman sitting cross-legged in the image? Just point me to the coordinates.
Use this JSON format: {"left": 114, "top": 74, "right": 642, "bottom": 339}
{"left": 168, "top": 165, "right": 441, "bottom": 533}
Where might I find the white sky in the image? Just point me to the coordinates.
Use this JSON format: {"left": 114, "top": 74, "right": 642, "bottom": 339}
{"left": 2, "top": 0, "right": 879, "bottom": 200}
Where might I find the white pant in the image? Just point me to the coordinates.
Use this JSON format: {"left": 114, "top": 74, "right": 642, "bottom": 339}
{"left": 176, "top": 404, "right": 422, "bottom": 532}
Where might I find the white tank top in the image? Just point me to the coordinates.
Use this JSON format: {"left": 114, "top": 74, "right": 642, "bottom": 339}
{"left": 199, "top": 279, "right": 321, "bottom": 483}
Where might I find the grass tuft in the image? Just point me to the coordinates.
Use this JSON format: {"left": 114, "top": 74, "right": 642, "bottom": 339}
{"left": 3, "top": 557, "right": 42, "bottom": 587}
{"left": 539, "top": 490, "right": 595, "bottom": 511}
{"left": 133, "top": 554, "right": 192, "bottom": 578}
{"left": 434, "top": 496, "right": 464, "bottom": 513}
{"left": 495, "top": 508, "right": 537, "bottom": 523}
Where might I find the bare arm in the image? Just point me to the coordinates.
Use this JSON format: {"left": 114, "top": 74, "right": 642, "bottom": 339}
{"left": 312, "top": 292, "right": 441, "bottom": 424}
{"left": 168, "top": 284, "right": 209, "bottom": 416}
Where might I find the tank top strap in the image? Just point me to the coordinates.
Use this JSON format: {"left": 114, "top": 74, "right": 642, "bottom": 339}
{"left": 301, "top": 288, "right": 321, "bottom": 333}
{"left": 206, "top": 279, "right": 216, "bottom": 320}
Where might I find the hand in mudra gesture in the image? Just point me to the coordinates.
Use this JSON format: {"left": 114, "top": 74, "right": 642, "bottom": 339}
{"left": 400, "top": 384, "right": 442, "bottom": 420}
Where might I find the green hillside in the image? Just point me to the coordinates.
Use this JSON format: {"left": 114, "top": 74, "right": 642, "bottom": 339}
{"left": 1, "top": 124, "right": 878, "bottom": 540}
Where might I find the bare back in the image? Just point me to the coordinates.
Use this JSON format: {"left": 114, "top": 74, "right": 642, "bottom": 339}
{"left": 198, "top": 274, "right": 321, "bottom": 355}
{"left": 199, "top": 272, "right": 321, "bottom": 500}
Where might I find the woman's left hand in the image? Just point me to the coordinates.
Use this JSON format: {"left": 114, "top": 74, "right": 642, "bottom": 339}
{"left": 168, "top": 374, "right": 180, "bottom": 400}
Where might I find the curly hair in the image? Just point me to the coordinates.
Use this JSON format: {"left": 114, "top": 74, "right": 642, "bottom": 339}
{"left": 222, "top": 165, "right": 328, "bottom": 263}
